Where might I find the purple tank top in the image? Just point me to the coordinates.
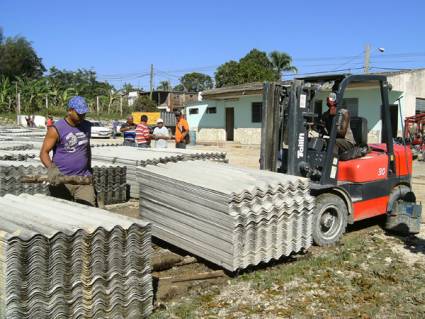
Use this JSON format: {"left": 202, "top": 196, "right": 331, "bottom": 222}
{"left": 52, "top": 119, "right": 92, "bottom": 176}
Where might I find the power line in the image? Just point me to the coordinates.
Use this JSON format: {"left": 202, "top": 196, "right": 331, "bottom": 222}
{"left": 370, "top": 66, "right": 415, "bottom": 71}
{"left": 331, "top": 51, "right": 365, "bottom": 72}
{"left": 284, "top": 67, "right": 364, "bottom": 77}
{"left": 95, "top": 51, "right": 425, "bottom": 84}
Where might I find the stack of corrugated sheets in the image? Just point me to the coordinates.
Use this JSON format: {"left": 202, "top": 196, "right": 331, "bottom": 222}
{"left": 0, "top": 194, "right": 152, "bottom": 318}
{"left": 92, "top": 164, "right": 127, "bottom": 204}
{"left": 0, "top": 141, "right": 35, "bottom": 151}
{"left": 91, "top": 146, "right": 227, "bottom": 198}
{"left": 0, "top": 161, "right": 49, "bottom": 196}
{"left": 0, "top": 149, "right": 37, "bottom": 161}
{"left": 0, "top": 159, "right": 127, "bottom": 204}
{"left": 138, "top": 161, "right": 315, "bottom": 271}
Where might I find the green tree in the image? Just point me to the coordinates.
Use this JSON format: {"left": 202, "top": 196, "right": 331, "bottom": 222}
{"left": 215, "top": 61, "right": 241, "bottom": 88}
{"left": 214, "top": 49, "right": 279, "bottom": 88}
{"left": 122, "top": 82, "right": 137, "bottom": 93}
{"left": 132, "top": 96, "right": 157, "bottom": 112}
{"left": 46, "top": 67, "right": 114, "bottom": 110}
{"left": 269, "top": 50, "right": 297, "bottom": 80}
{"left": 180, "top": 72, "right": 213, "bottom": 92}
{"left": 0, "top": 31, "right": 45, "bottom": 80}
{"left": 173, "top": 84, "right": 185, "bottom": 92}
{"left": 157, "top": 80, "right": 172, "bottom": 91}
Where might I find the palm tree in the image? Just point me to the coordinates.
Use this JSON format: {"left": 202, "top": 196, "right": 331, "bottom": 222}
{"left": 269, "top": 51, "right": 298, "bottom": 80}
{"left": 157, "top": 80, "right": 172, "bottom": 91}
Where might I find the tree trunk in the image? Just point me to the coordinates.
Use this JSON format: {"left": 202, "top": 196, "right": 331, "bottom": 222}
{"left": 96, "top": 96, "right": 100, "bottom": 115}
{"left": 108, "top": 96, "right": 114, "bottom": 114}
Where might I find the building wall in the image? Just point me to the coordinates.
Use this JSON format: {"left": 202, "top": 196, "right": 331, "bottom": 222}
{"left": 186, "top": 95, "right": 262, "bottom": 144}
{"left": 316, "top": 88, "right": 403, "bottom": 143}
{"left": 188, "top": 72, "right": 425, "bottom": 145}
{"left": 388, "top": 69, "right": 425, "bottom": 115}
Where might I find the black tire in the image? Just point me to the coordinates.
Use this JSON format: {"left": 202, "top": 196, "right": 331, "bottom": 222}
{"left": 385, "top": 185, "right": 416, "bottom": 235}
{"left": 387, "top": 185, "right": 410, "bottom": 212}
{"left": 312, "top": 193, "right": 348, "bottom": 246}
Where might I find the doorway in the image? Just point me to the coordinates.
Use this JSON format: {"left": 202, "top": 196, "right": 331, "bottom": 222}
{"left": 225, "top": 108, "right": 234, "bottom": 141}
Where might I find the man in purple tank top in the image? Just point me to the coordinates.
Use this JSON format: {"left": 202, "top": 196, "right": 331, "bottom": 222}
{"left": 39, "top": 96, "right": 96, "bottom": 206}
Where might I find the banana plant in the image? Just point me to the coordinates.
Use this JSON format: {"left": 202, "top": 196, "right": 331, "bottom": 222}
{"left": 0, "top": 76, "right": 12, "bottom": 112}
{"left": 58, "top": 87, "right": 77, "bottom": 109}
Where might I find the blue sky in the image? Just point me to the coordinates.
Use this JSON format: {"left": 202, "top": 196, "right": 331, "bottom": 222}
{"left": 1, "top": 0, "right": 424, "bottom": 89}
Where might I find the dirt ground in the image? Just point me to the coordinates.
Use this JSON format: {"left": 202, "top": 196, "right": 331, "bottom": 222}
{"left": 104, "top": 142, "right": 425, "bottom": 318}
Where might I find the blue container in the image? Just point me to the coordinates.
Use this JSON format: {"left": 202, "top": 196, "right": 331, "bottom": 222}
{"left": 189, "top": 130, "right": 196, "bottom": 145}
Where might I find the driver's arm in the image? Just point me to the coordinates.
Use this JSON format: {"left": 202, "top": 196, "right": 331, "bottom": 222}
{"left": 336, "top": 110, "right": 349, "bottom": 137}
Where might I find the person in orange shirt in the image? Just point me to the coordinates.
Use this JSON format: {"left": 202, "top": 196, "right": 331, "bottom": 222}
{"left": 174, "top": 111, "right": 189, "bottom": 149}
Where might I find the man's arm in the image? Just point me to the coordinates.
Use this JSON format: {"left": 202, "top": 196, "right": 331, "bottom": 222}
{"left": 143, "top": 126, "right": 152, "bottom": 139}
{"left": 152, "top": 128, "right": 159, "bottom": 140}
{"left": 120, "top": 124, "right": 132, "bottom": 132}
{"left": 40, "top": 127, "right": 59, "bottom": 168}
{"left": 87, "top": 143, "right": 92, "bottom": 172}
{"left": 180, "top": 120, "right": 189, "bottom": 138}
{"left": 336, "top": 110, "right": 349, "bottom": 138}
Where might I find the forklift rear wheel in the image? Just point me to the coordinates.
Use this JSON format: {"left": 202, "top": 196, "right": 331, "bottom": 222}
{"left": 312, "top": 193, "right": 348, "bottom": 246}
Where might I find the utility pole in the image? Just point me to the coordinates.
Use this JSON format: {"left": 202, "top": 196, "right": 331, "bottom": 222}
{"left": 16, "top": 93, "right": 21, "bottom": 124}
{"left": 15, "top": 82, "right": 20, "bottom": 124}
{"left": 45, "top": 95, "right": 48, "bottom": 109}
{"left": 364, "top": 43, "right": 371, "bottom": 74}
{"left": 120, "top": 95, "right": 123, "bottom": 117}
{"left": 149, "top": 64, "right": 154, "bottom": 100}
{"left": 96, "top": 96, "right": 100, "bottom": 115}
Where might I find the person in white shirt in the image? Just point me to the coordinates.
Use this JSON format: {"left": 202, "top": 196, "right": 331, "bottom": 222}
{"left": 152, "top": 118, "right": 169, "bottom": 148}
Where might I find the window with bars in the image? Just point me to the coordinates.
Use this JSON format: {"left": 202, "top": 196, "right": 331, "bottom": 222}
{"left": 342, "top": 98, "right": 359, "bottom": 117}
{"left": 206, "top": 107, "right": 217, "bottom": 114}
{"left": 416, "top": 98, "right": 425, "bottom": 114}
{"left": 252, "top": 102, "right": 262, "bottom": 123}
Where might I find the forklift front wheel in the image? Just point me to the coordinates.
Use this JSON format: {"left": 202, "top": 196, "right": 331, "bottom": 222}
{"left": 312, "top": 193, "right": 348, "bottom": 246}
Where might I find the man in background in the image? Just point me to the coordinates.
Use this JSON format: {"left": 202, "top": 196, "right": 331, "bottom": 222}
{"left": 136, "top": 114, "right": 151, "bottom": 148}
{"left": 120, "top": 115, "right": 136, "bottom": 146}
{"left": 174, "top": 111, "right": 189, "bottom": 149}
{"left": 152, "top": 118, "right": 169, "bottom": 148}
{"left": 39, "top": 96, "right": 96, "bottom": 206}
{"left": 112, "top": 119, "right": 118, "bottom": 139}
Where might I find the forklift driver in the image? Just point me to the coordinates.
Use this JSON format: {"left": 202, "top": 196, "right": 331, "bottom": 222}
{"left": 321, "top": 93, "right": 356, "bottom": 157}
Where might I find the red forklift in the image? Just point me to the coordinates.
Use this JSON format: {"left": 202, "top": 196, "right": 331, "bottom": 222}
{"left": 404, "top": 112, "right": 425, "bottom": 159}
{"left": 261, "top": 74, "right": 421, "bottom": 245}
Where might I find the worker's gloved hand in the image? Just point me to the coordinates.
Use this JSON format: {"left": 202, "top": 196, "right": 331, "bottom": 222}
{"left": 47, "top": 163, "right": 62, "bottom": 186}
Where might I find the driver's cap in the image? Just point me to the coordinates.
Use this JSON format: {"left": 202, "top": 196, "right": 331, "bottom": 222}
{"left": 328, "top": 92, "right": 337, "bottom": 102}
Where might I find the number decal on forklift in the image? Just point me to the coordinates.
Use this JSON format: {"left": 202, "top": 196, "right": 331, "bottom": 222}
{"left": 378, "top": 168, "right": 386, "bottom": 176}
